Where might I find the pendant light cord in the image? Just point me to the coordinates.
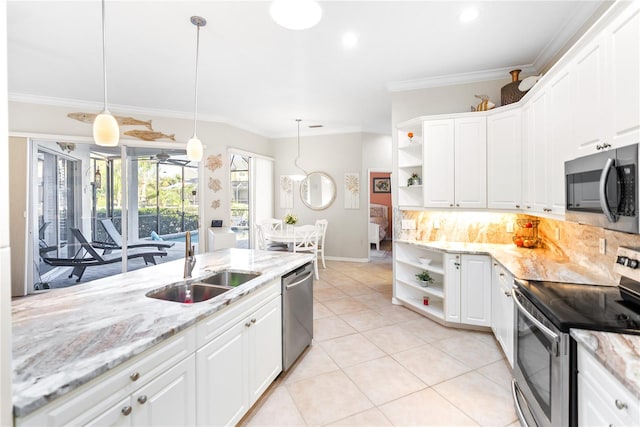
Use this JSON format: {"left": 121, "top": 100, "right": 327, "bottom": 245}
{"left": 192, "top": 22, "right": 201, "bottom": 138}
{"left": 294, "top": 118, "right": 307, "bottom": 175}
{"left": 101, "top": 0, "right": 109, "bottom": 113}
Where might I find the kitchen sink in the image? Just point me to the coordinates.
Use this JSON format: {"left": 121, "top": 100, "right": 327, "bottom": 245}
{"left": 197, "top": 270, "right": 261, "bottom": 287}
{"left": 146, "top": 283, "right": 232, "bottom": 303}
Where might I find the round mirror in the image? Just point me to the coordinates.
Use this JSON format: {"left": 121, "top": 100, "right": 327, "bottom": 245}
{"left": 300, "top": 172, "right": 336, "bottom": 210}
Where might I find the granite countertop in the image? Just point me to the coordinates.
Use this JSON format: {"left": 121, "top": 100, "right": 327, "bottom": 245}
{"left": 397, "top": 240, "right": 617, "bottom": 286}
{"left": 571, "top": 329, "right": 640, "bottom": 399}
{"left": 12, "top": 249, "right": 313, "bottom": 418}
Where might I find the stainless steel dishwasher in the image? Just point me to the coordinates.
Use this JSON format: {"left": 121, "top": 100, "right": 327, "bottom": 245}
{"left": 282, "top": 262, "right": 314, "bottom": 371}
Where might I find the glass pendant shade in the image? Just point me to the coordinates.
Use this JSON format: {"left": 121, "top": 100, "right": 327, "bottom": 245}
{"left": 270, "top": 0, "right": 322, "bottom": 30}
{"left": 187, "top": 136, "right": 203, "bottom": 161}
{"left": 93, "top": 113, "right": 120, "bottom": 147}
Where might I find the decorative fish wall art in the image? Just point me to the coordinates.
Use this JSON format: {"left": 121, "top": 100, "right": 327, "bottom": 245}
{"left": 123, "top": 130, "right": 176, "bottom": 141}
{"left": 67, "top": 112, "right": 153, "bottom": 130}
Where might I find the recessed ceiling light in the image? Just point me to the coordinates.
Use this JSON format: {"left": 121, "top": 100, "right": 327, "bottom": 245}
{"left": 342, "top": 32, "right": 358, "bottom": 48}
{"left": 459, "top": 8, "right": 479, "bottom": 23}
{"left": 270, "top": 0, "right": 322, "bottom": 30}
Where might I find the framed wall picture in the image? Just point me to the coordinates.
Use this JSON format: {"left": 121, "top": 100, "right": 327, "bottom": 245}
{"left": 373, "top": 177, "right": 391, "bottom": 193}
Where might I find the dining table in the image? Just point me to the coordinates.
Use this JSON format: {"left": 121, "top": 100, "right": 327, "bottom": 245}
{"left": 264, "top": 225, "right": 318, "bottom": 247}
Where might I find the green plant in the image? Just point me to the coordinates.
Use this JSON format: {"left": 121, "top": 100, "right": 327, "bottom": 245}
{"left": 284, "top": 213, "right": 298, "bottom": 225}
{"left": 415, "top": 270, "right": 433, "bottom": 283}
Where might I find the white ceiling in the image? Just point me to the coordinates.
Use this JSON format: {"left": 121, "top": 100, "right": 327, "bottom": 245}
{"left": 7, "top": 1, "right": 607, "bottom": 138}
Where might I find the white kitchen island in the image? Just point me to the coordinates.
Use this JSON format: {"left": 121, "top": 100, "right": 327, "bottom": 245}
{"left": 11, "top": 249, "right": 313, "bottom": 426}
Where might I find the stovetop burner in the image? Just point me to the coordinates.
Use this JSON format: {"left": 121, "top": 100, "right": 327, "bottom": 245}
{"left": 515, "top": 279, "right": 640, "bottom": 335}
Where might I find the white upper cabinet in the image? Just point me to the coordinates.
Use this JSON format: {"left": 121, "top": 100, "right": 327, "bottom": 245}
{"left": 454, "top": 117, "right": 487, "bottom": 208}
{"left": 423, "top": 119, "right": 455, "bottom": 208}
{"left": 526, "top": 89, "right": 549, "bottom": 214}
{"left": 608, "top": 2, "right": 640, "bottom": 149}
{"left": 423, "top": 117, "right": 486, "bottom": 209}
{"left": 573, "top": 33, "right": 607, "bottom": 156}
{"left": 547, "top": 69, "right": 574, "bottom": 215}
{"left": 487, "top": 109, "right": 522, "bottom": 210}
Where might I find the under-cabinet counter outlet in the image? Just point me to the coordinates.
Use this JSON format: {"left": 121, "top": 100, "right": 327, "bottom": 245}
{"left": 401, "top": 219, "right": 416, "bottom": 230}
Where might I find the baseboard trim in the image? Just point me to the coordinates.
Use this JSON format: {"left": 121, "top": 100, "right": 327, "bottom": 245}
{"left": 324, "top": 256, "right": 369, "bottom": 263}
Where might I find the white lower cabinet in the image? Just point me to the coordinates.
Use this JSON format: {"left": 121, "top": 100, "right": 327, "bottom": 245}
{"left": 393, "top": 244, "right": 491, "bottom": 328}
{"left": 577, "top": 343, "right": 640, "bottom": 426}
{"left": 16, "top": 279, "right": 284, "bottom": 427}
{"left": 445, "top": 253, "right": 492, "bottom": 326}
{"left": 490, "top": 262, "right": 514, "bottom": 367}
{"left": 393, "top": 242, "right": 446, "bottom": 321}
{"left": 458, "top": 254, "right": 492, "bottom": 327}
{"left": 16, "top": 328, "right": 197, "bottom": 427}
{"left": 131, "top": 355, "right": 196, "bottom": 426}
{"left": 197, "top": 295, "right": 282, "bottom": 427}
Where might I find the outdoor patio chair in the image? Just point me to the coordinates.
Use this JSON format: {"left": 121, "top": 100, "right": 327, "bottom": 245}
{"left": 38, "top": 221, "right": 58, "bottom": 256}
{"left": 42, "top": 228, "right": 167, "bottom": 282}
{"left": 94, "top": 218, "right": 175, "bottom": 254}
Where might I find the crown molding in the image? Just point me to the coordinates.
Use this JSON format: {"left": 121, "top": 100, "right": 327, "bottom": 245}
{"left": 8, "top": 93, "right": 268, "bottom": 138}
{"left": 386, "top": 64, "right": 538, "bottom": 93}
{"left": 532, "top": 0, "right": 608, "bottom": 72}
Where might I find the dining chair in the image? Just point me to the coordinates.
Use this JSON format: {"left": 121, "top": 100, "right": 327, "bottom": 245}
{"left": 292, "top": 225, "right": 320, "bottom": 280}
{"left": 315, "top": 219, "right": 328, "bottom": 269}
{"left": 255, "top": 222, "right": 288, "bottom": 252}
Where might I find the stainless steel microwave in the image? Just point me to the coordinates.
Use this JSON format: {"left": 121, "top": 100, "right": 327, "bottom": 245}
{"left": 565, "top": 144, "right": 638, "bottom": 234}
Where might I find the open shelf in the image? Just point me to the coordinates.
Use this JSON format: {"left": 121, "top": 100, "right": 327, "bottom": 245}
{"left": 397, "top": 278, "right": 444, "bottom": 299}
{"left": 396, "top": 258, "right": 444, "bottom": 275}
{"left": 395, "top": 294, "right": 444, "bottom": 320}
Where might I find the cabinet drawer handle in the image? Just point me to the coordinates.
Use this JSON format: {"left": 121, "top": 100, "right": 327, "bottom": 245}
{"left": 130, "top": 372, "right": 140, "bottom": 382}
{"left": 251, "top": 318, "right": 257, "bottom": 324}
{"left": 245, "top": 322, "right": 252, "bottom": 327}
{"left": 504, "top": 291, "right": 512, "bottom": 297}
{"left": 456, "top": 204, "right": 460, "bottom": 207}
{"left": 515, "top": 204, "right": 520, "bottom": 208}
{"left": 121, "top": 406, "right": 132, "bottom": 416}
{"left": 449, "top": 204, "right": 454, "bottom": 207}
{"left": 615, "top": 399, "right": 628, "bottom": 410}
{"left": 526, "top": 205, "right": 531, "bottom": 209}
{"left": 137, "top": 395, "right": 148, "bottom": 405}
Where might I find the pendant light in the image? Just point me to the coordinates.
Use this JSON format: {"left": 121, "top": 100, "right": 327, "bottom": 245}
{"left": 186, "top": 16, "right": 206, "bottom": 162}
{"left": 291, "top": 119, "right": 308, "bottom": 181}
{"left": 93, "top": 0, "right": 119, "bottom": 147}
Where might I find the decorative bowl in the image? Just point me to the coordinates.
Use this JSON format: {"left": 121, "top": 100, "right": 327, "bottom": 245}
{"left": 418, "top": 257, "right": 432, "bottom": 265}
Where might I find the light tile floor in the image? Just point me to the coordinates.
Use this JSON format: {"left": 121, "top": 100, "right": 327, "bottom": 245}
{"left": 242, "top": 253, "right": 521, "bottom": 427}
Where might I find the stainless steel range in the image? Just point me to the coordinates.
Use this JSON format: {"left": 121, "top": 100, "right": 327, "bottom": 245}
{"left": 511, "top": 247, "right": 640, "bottom": 427}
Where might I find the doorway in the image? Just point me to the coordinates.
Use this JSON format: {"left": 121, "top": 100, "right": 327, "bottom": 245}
{"left": 368, "top": 169, "right": 392, "bottom": 262}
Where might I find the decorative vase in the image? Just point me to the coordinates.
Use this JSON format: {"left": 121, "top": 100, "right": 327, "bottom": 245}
{"left": 501, "top": 69, "right": 528, "bottom": 106}
{"left": 419, "top": 280, "right": 430, "bottom": 287}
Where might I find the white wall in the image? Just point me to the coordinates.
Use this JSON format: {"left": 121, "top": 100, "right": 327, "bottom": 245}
{"left": 8, "top": 101, "right": 271, "bottom": 252}
{"left": 271, "top": 133, "right": 368, "bottom": 260}
{"left": 0, "top": 0, "right": 13, "bottom": 424}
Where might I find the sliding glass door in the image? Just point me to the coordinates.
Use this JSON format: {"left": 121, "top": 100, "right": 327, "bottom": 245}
{"left": 31, "top": 141, "right": 200, "bottom": 292}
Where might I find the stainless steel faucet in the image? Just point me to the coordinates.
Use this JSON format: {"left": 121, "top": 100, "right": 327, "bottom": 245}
{"left": 184, "top": 231, "right": 196, "bottom": 279}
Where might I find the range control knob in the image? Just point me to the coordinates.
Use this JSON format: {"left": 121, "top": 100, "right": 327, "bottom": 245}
{"left": 617, "top": 256, "right": 628, "bottom": 265}
{"left": 629, "top": 259, "right": 639, "bottom": 269}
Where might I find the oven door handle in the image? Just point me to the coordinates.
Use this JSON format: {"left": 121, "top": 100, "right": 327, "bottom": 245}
{"left": 599, "top": 157, "right": 618, "bottom": 223}
{"left": 512, "top": 288, "right": 560, "bottom": 356}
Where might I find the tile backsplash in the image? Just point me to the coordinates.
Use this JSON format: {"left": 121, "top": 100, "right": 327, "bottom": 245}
{"left": 398, "top": 210, "right": 640, "bottom": 282}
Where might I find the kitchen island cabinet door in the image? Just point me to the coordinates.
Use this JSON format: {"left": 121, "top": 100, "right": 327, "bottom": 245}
{"left": 84, "top": 397, "right": 131, "bottom": 427}
{"left": 132, "top": 354, "right": 196, "bottom": 426}
{"left": 248, "top": 297, "right": 282, "bottom": 405}
{"left": 196, "top": 321, "right": 248, "bottom": 427}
